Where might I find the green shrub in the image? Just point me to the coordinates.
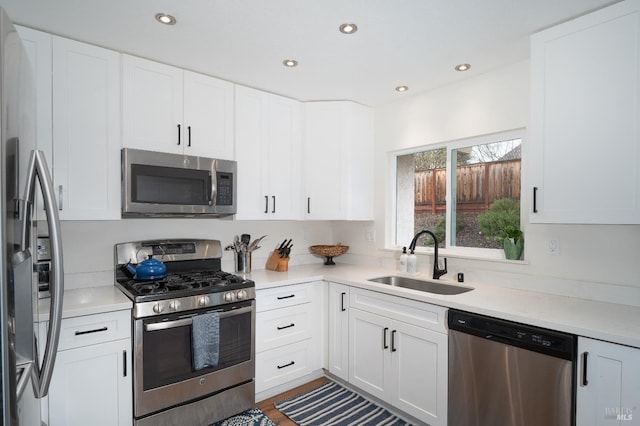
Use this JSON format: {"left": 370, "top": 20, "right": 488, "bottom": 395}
{"left": 478, "top": 198, "right": 521, "bottom": 243}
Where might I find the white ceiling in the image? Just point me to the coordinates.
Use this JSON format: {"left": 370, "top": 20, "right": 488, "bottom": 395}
{"left": 1, "top": 0, "right": 618, "bottom": 106}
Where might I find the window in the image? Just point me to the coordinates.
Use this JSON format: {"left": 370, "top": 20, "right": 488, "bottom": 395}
{"left": 394, "top": 131, "right": 523, "bottom": 257}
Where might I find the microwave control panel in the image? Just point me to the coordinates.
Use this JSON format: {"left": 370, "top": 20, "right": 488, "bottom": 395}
{"left": 216, "top": 172, "right": 233, "bottom": 206}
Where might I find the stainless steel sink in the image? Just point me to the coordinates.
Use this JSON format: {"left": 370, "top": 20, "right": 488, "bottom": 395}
{"left": 368, "top": 275, "right": 474, "bottom": 295}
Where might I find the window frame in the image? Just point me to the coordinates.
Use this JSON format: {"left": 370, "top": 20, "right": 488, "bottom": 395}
{"left": 388, "top": 129, "right": 525, "bottom": 261}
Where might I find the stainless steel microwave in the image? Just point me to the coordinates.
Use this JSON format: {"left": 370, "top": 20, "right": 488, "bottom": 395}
{"left": 121, "top": 148, "right": 236, "bottom": 217}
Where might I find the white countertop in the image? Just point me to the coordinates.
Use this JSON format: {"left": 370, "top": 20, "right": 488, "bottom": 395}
{"left": 37, "top": 285, "right": 132, "bottom": 322}
{"left": 44, "top": 264, "right": 640, "bottom": 348}
{"left": 247, "top": 263, "right": 640, "bottom": 348}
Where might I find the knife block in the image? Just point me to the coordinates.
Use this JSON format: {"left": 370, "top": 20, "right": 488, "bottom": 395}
{"left": 266, "top": 250, "right": 289, "bottom": 272}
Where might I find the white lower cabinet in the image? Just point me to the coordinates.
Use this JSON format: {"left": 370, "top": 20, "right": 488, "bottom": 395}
{"left": 45, "top": 310, "right": 132, "bottom": 426}
{"left": 577, "top": 337, "right": 640, "bottom": 425}
{"left": 255, "top": 282, "right": 324, "bottom": 394}
{"left": 327, "top": 282, "right": 350, "bottom": 381}
{"left": 348, "top": 288, "right": 447, "bottom": 426}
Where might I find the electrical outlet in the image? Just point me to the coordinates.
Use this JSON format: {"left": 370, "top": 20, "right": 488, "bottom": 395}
{"left": 546, "top": 238, "right": 560, "bottom": 256}
{"left": 365, "top": 228, "right": 376, "bottom": 242}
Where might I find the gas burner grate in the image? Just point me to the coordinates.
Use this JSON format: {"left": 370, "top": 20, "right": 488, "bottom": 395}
{"left": 118, "top": 269, "right": 252, "bottom": 299}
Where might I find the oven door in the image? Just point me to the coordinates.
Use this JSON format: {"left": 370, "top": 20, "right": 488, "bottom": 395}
{"left": 133, "top": 300, "right": 255, "bottom": 419}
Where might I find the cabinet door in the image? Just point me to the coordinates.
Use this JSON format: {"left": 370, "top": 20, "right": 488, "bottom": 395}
{"left": 48, "top": 339, "right": 132, "bottom": 426}
{"left": 183, "top": 71, "right": 234, "bottom": 159}
{"left": 52, "top": 37, "right": 121, "bottom": 220}
{"left": 16, "top": 26, "right": 53, "bottom": 223}
{"left": 577, "top": 337, "right": 640, "bottom": 426}
{"left": 303, "top": 102, "right": 346, "bottom": 220}
{"left": 235, "top": 86, "right": 269, "bottom": 219}
{"left": 303, "top": 102, "right": 373, "bottom": 220}
{"left": 267, "top": 94, "right": 302, "bottom": 220}
{"left": 235, "top": 87, "right": 302, "bottom": 220}
{"left": 530, "top": 0, "right": 640, "bottom": 224}
{"left": 327, "top": 282, "right": 349, "bottom": 381}
{"left": 392, "top": 321, "right": 448, "bottom": 426}
{"left": 122, "top": 55, "right": 183, "bottom": 154}
{"left": 348, "top": 308, "right": 391, "bottom": 401}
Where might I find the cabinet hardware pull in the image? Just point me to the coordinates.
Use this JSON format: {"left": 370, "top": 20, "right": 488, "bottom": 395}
{"left": 581, "top": 351, "right": 589, "bottom": 386}
{"left": 533, "top": 187, "right": 538, "bottom": 213}
{"left": 264, "top": 195, "right": 269, "bottom": 214}
{"left": 277, "top": 323, "right": 295, "bottom": 330}
{"left": 277, "top": 361, "right": 295, "bottom": 369}
{"left": 341, "top": 292, "right": 346, "bottom": 312}
{"left": 123, "top": 350, "right": 127, "bottom": 377}
{"left": 383, "top": 327, "right": 389, "bottom": 349}
{"left": 307, "top": 197, "right": 311, "bottom": 214}
{"left": 58, "top": 185, "right": 63, "bottom": 211}
{"left": 177, "top": 124, "right": 181, "bottom": 145}
{"left": 74, "top": 326, "right": 108, "bottom": 336}
{"left": 277, "top": 294, "right": 295, "bottom": 300}
{"left": 188, "top": 126, "right": 192, "bottom": 147}
{"left": 391, "top": 330, "right": 397, "bottom": 352}
{"left": 272, "top": 196, "right": 276, "bottom": 213}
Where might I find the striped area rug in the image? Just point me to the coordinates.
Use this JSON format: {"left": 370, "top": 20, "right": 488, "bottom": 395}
{"left": 275, "top": 381, "right": 411, "bottom": 426}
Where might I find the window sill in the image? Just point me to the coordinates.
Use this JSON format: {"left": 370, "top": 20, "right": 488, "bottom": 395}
{"left": 382, "top": 246, "right": 529, "bottom": 265}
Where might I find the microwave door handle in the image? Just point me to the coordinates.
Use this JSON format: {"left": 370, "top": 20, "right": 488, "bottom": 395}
{"left": 210, "top": 170, "right": 215, "bottom": 206}
{"left": 26, "top": 151, "right": 65, "bottom": 398}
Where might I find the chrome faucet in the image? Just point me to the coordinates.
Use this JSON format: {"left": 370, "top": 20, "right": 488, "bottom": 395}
{"left": 408, "top": 230, "right": 448, "bottom": 279}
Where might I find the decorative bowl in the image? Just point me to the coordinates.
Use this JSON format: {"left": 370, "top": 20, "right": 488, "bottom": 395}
{"left": 309, "top": 245, "right": 349, "bottom": 265}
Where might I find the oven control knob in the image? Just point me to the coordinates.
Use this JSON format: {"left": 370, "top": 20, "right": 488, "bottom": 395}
{"left": 224, "top": 292, "right": 235, "bottom": 302}
{"left": 169, "top": 300, "right": 181, "bottom": 311}
{"left": 153, "top": 303, "right": 165, "bottom": 314}
{"left": 198, "top": 296, "right": 210, "bottom": 307}
{"left": 236, "top": 290, "right": 248, "bottom": 300}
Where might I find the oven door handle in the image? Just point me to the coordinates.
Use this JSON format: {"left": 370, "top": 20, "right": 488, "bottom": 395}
{"left": 144, "top": 306, "right": 253, "bottom": 331}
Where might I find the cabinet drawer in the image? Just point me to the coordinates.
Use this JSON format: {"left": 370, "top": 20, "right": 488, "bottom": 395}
{"left": 256, "top": 304, "right": 312, "bottom": 353}
{"left": 350, "top": 287, "right": 446, "bottom": 333}
{"left": 57, "top": 310, "right": 131, "bottom": 351}
{"left": 256, "top": 282, "right": 313, "bottom": 312}
{"left": 255, "top": 339, "right": 317, "bottom": 393}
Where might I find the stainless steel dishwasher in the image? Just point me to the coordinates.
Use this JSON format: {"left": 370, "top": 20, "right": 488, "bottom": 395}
{"left": 448, "top": 309, "right": 576, "bottom": 426}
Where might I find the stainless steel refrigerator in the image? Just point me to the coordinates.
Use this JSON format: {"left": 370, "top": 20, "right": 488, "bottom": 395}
{"left": 0, "top": 8, "right": 65, "bottom": 426}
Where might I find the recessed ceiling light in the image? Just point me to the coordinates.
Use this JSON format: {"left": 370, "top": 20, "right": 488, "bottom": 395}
{"left": 455, "top": 63, "right": 471, "bottom": 71}
{"left": 339, "top": 23, "right": 358, "bottom": 34}
{"left": 155, "top": 13, "right": 176, "bottom": 25}
{"left": 283, "top": 59, "right": 299, "bottom": 68}
{"left": 395, "top": 85, "right": 409, "bottom": 92}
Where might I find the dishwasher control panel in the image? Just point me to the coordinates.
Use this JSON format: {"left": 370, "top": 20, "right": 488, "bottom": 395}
{"left": 448, "top": 309, "right": 576, "bottom": 360}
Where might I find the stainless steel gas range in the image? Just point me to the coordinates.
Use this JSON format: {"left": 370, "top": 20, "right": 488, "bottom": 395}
{"left": 115, "top": 239, "right": 255, "bottom": 426}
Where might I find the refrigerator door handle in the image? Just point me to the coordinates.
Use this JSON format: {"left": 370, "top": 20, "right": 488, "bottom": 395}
{"left": 23, "top": 150, "right": 65, "bottom": 398}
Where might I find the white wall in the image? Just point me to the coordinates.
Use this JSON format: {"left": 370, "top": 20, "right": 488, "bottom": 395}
{"left": 335, "top": 60, "right": 640, "bottom": 306}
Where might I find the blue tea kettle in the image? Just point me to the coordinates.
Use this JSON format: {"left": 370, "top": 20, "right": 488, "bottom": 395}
{"left": 125, "top": 255, "right": 167, "bottom": 281}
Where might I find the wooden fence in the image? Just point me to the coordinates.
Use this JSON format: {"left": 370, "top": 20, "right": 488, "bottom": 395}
{"left": 415, "top": 159, "right": 521, "bottom": 213}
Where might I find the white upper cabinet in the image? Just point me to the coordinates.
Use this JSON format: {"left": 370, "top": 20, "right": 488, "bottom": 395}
{"left": 15, "top": 26, "right": 52, "bottom": 159}
{"left": 235, "top": 85, "right": 302, "bottom": 220}
{"left": 303, "top": 101, "right": 374, "bottom": 220}
{"left": 529, "top": 0, "right": 640, "bottom": 224}
{"left": 52, "top": 36, "right": 121, "bottom": 220}
{"left": 122, "top": 55, "right": 234, "bottom": 160}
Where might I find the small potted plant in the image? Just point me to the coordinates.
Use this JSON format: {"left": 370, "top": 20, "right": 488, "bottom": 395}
{"left": 503, "top": 227, "right": 524, "bottom": 260}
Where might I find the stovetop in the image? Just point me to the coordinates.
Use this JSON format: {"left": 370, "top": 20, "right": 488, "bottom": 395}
{"left": 116, "top": 270, "right": 254, "bottom": 303}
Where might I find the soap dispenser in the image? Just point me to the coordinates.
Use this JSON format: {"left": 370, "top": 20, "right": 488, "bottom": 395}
{"left": 407, "top": 249, "right": 417, "bottom": 274}
{"left": 399, "top": 247, "right": 408, "bottom": 273}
